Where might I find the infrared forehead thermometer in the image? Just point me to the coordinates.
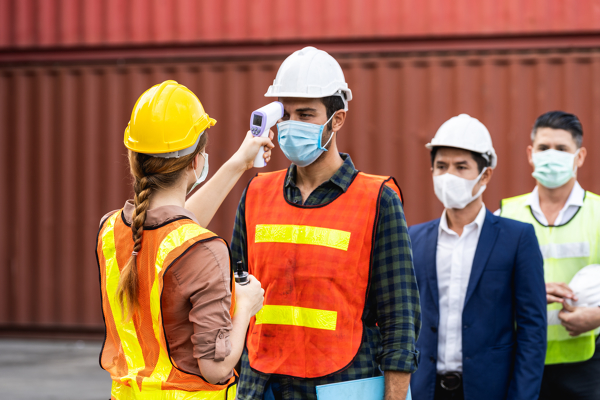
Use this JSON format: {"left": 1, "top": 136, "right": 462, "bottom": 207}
{"left": 250, "top": 101, "right": 284, "bottom": 168}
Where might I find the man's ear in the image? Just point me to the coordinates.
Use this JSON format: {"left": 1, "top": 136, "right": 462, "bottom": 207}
{"left": 481, "top": 167, "right": 494, "bottom": 185}
{"left": 331, "top": 110, "right": 346, "bottom": 132}
{"left": 527, "top": 145, "right": 534, "bottom": 169}
{"left": 577, "top": 147, "right": 587, "bottom": 168}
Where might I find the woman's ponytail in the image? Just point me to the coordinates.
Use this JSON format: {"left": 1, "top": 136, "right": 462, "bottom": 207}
{"left": 116, "top": 174, "right": 153, "bottom": 321}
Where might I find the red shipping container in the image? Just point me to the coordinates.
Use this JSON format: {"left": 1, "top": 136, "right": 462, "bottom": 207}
{"left": 2, "top": 0, "right": 600, "bottom": 49}
{"left": 2, "top": 48, "right": 600, "bottom": 333}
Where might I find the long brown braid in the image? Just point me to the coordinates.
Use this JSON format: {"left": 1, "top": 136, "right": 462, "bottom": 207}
{"left": 117, "top": 134, "right": 207, "bottom": 321}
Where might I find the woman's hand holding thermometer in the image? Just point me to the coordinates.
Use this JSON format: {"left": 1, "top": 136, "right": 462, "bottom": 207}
{"left": 229, "top": 130, "right": 275, "bottom": 172}
{"left": 250, "top": 101, "right": 284, "bottom": 168}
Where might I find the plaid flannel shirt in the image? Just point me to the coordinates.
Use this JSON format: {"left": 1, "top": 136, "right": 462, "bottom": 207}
{"left": 231, "top": 154, "right": 421, "bottom": 400}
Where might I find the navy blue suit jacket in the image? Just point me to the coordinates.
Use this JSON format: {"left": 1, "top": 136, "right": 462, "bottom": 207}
{"left": 408, "top": 210, "right": 547, "bottom": 400}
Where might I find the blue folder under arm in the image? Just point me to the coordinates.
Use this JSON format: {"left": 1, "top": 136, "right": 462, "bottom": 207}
{"left": 316, "top": 376, "right": 412, "bottom": 400}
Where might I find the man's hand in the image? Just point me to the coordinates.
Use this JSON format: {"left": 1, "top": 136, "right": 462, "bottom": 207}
{"left": 229, "top": 130, "right": 275, "bottom": 171}
{"left": 546, "top": 282, "right": 578, "bottom": 304}
{"left": 384, "top": 371, "right": 410, "bottom": 400}
{"left": 559, "top": 303, "right": 600, "bottom": 336}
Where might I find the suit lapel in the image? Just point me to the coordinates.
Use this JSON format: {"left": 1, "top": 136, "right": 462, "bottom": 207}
{"left": 422, "top": 220, "right": 440, "bottom": 312}
{"left": 464, "top": 210, "right": 499, "bottom": 307}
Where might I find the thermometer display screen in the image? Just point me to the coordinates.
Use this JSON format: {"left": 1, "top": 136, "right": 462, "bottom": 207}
{"left": 252, "top": 114, "right": 263, "bottom": 127}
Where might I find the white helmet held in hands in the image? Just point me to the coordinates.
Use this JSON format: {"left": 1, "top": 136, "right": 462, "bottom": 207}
{"left": 265, "top": 46, "right": 352, "bottom": 111}
{"left": 426, "top": 114, "right": 497, "bottom": 168}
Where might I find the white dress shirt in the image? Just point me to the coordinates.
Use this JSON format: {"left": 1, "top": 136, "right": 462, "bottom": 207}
{"left": 436, "top": 204, "right": 487, "bottom": 373}
{"left": 527, "top": 181, "right": 585, "bottom": 226}
{"left": 494, "top": 181, "right": 585, "bottom": 226}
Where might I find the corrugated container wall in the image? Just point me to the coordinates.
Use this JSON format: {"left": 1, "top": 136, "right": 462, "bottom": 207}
{"left": 2, "top": 48, "right": 600, "bottom": 331}
{"left": 3, "top": 0, "right": 600, "bottom": 48}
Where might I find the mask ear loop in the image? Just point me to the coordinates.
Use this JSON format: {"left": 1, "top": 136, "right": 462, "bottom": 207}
{"left": 192, "top": 158, "right": 199, "bottom": 181}
{"left": 476, "top": 167, "right": 488, "bottom": 182}
{"left": 472, "top": 167, "right": 488, "bottom": 189}
{"left": 471, "top": 167, "right": 488, "bottom": 200}
{"left": 321, "top": 131, "right": 336, "bottom": 151}
{"left": 319, "top": 112, "right": 338, "bottom": 151}
{"left": 573, "top": 149, "right": 581, "bottom": 175}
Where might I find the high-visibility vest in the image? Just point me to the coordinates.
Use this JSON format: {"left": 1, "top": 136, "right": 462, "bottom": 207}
{"left": 96, "top": 210, "right": 237, "bottom": 399}
{"left": 244, "top": 170, "right": 402, "bottom": 378}
{"left": 500, "top": 191, "right": 600, "bottom": 365}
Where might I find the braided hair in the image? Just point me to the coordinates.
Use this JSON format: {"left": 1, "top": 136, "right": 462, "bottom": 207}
{"left": 116, "top": 134, "right": 207, "bottom": 321}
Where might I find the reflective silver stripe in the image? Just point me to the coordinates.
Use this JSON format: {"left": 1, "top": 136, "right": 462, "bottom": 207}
{"left": 145, "top": 131, "right": 204, "bottom": 158}
{"left": 547, "top": 310, "right": 561, "bottom": 326}
{"left": 540, "top": 242, "right": 590, "bottom": 259}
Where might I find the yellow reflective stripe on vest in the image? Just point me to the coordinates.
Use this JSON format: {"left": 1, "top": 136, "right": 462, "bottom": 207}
{"left": 111, "top": 380, "right": 236, "bottom": 400}
{"left": 255, "top": 224, "right": 351, "bottom": 251}
{"left": 101, "top": 213, "right": 146, "bottom": 388}
{"left": 146, "top": 223, "right": 211, "bottom": 389}
{"left": 255, "top": 305, "right": 337, "bottom": 330}
{"left": 102, "top": 215, "right": 213, "bottom": 393}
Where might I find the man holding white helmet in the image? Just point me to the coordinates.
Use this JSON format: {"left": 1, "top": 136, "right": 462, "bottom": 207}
{"left": 409, "top": 114, "right": 547, "bottom": 400}
{"left": 231, "top": 47, "right": 421, "bottom": 400}
{"left": 499, "top": 111, "right": 600, "bottom": 399}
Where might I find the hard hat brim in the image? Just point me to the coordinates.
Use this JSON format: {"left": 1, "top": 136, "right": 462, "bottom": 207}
{"left": 425, "top": 142, "right": 497, "bottom": 168}
{"left": 265, "top": 88, "right": 352, "bottom": 112}
{"left": 425, "top": 140, "right": 487, "bottom": 153}
{"left": 264, "top": 88, "right": 353, "bottom": 102}
{"left": 145, "top": 130, "right": 205, "bottom": 158}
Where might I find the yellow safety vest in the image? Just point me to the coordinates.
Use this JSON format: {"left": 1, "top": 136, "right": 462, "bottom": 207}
{"left": 500, "top": 191, "right": 600, "bottom": 365}
{"left": 97, "top": 211, "right": 237, "bottom": 399}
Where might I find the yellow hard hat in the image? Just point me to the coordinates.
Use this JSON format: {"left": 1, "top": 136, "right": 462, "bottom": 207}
{"left": 124, "top": 80, "right": 216, "bottom": 157}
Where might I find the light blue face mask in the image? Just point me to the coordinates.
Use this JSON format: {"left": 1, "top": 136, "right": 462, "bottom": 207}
{"left": 532, "top": 149, "right": 579, "bottom": 189}
{"left": 277, "top": 113, "right": 336, "bottom": 167}
{"left": 188, "top": 152, "right": 209, "bottom": 194}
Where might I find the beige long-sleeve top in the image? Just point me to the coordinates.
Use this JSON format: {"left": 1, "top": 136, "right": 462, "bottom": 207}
{"left": 101, "top": 201, "right": 233, "bottom": 379}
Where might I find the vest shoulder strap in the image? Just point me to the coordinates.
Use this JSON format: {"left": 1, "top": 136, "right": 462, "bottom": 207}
{"left": 358, "top": 172, "right": 403, "bottom": 203}
{"left": 501, "top": 193, "right": 530, "bottom": 206}
{"left": 580, "top": 191, "right": 600, "bottom": 224}
{"left": 585, "top": 191, "right": 600, "bottom": 203}
{"left": 256, "top": 169, "right": 287, "bottom": 181}
{"left": 247, "top": 170, "right": 287, "bottom": 203}
{"left": 96, "top": 209, "right": 122, "bottom": 256}
{"left": 500, "top": 193, "right": 531, "bottom": 215}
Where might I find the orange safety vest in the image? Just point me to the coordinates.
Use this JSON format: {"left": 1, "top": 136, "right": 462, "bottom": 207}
{"left": 245, "top": 170, "right": 402, "bottom": 378}
{"left": 96, "top": 210, "right": 237, "bottom": 399}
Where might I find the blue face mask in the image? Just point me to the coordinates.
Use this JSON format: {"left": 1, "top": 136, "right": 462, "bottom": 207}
{"left": 277, "top": 113, "right": 336, "bottom": 167}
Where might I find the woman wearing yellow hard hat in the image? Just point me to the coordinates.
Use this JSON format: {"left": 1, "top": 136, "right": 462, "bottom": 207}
{"left": 96, "top": 80, "right": 272, "bottom": 399}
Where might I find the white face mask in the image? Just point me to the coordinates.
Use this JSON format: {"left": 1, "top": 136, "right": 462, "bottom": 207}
{"left": 433, "top": 168, "right": 487, "bottom": 210}
{"left": 188, "top": 152, "right": 209, "bottom": 195}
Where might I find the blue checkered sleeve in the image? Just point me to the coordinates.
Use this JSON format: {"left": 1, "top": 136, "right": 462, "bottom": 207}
{"left": 371, "top": 185, "right": 421, "bottom": 372}
{"left": 230, "top": 186, "right": 248, "bottom": 268}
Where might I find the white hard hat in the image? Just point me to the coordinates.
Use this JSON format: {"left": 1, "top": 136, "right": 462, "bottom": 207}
{"left": 426, "top": 114, "right": 498, "bottom": 168}
{"left": 265, "top": 46, "right": 352, "bottom": 111}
